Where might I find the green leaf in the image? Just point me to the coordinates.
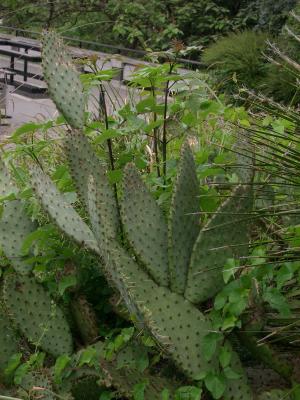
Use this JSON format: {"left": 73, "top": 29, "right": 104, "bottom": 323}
{"left": 100, "top": 391, "right": 115, "bottom": 400}
{"left": 27, "top": 352, "right": 45, "bottom": 369}
{"left": 58, "top": 275, "right": 77, "bottom": 296}
{"left": 108, "top": 169, "right": 123, "bottom": 184}
{"left": 204, "top": 373, "right": 226, "bottom": 399}
{"left": 276, "top": 263, "right": 294, "bottom": 288}
{"left": 223, "top": 366, "right": 241, "bottom": 380}
{"left": 136, "top": 350, "right": 149, "bottom": 372}
{"left": 221, "top": 315, "right": 237, "bottom": 331}
{"left": 263, "top": 288, "right": 291, "bottom": 317}
{"left": 202, "top": 332, "right": 221, "bottom": 361}
{"left": 136, "top": 97, "right": 156, "bottom": 113}
{"left": 4, "top": 353, "right": 22, "bottom": 377}
{"left": 198, "top": 167, "right": 224, "bottom": 179}
{"left": 14, "top": 363, "right": 30, "bottom": 385}
{"left": 54, "top": 354, "right": 71, "bottom": 384}
{"left": 214, "top": 292, "right": 227, "bottom": 311}
{"left": 161, "top": 388, "right": 170, "bottom": 400}
{"left": 223, "top": 258, "right": 239, "bottom": 284}
{"left": 78, "top": 347, "right": 98, "bottom": 367}
{"left": 219, "top": 345, "right": 232, "bottom": 368}
{"left": 94, "top": 129, "right": 122, "bottom": 144}
{"left": 175, "top": 386, "right": 202, "bottom": 400}
{"left": 133, "top": 380, "right": 148, "bottom": 400}
{"left": 12, "top": 122, "right": 42, "bottom": 139}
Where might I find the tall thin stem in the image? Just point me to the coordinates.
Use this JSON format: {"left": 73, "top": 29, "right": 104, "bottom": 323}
{"left": 99, "top": 83, "right": 115, "bottom": 170}
{"left": 151, "top": 84, "right": 161, "bottom": 177}
{"left": 162, "top": 63, "right": 174, "bottom": 183}
{"left": 99, "top": 83, "right": 121, "bottom": 225}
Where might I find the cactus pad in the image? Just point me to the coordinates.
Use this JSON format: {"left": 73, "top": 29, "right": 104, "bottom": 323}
{"left": 0, "top": 159, "right": 36, "bottom": 274}
{"left": 0, "top": 303, "right": 20, "bottom": 377}
{"left": 0, "top": 158, "right": 17, "bottom": 197}
{"left": 20, "top": 371, "right": 55, "bottom": 400}
{"left": 64, "top": 132, "right": 119, "bottom": 243}
{"left": 71, "top": 295, "right": 99, "bottom": 344}
{"left": 104, "top": 244, "right": 155, "bottom": 322}
{"left": 42, "top": 30, "right": 85, "bottom": 129}
{"left": 87, "top": 173, "right": 118, "bottom": 250}
{"left": 223, "top": 347, "right": 253, "bottom": 400}
{"left": 105, "top": 245, "right": 216, "bottom": 380}
{"left": 141, "top": 286, "right": 216, "bottom": 379}
{"left": 168, "top": 140, "right": 200, "bottom": 294}
{"left": 185, "top": 184, "right": 253, "bottom": 303}
{"left": 71, "top": 374, "right": 103, "bottom": 400}
{"left": 3, "top": 274, "right": 73, "bottom": 357}
{"left": 121, "top": 164, "right": 168, "bottom": 286}
{"left": 0, "top": 200, "right": 37, "bottom": 274}
{"left": 29, "top": 164, "right": 100, "bottom": 255}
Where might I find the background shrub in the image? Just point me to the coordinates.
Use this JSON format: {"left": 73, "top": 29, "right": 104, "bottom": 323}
{"left": 202, "top": 30, "right": 269, "bottom": 93}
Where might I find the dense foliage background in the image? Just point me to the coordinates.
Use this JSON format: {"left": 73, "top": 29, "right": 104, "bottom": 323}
{"left": 0, "top": 0, "right": 297, "bottom": 50}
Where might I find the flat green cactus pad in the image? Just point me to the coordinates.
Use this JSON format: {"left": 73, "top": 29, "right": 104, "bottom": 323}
{"left": 142, "top": 286, "right": 216, "bottom": 379}
{"left": 104, "top": 244, "right": 156, "bottom": 322}
{"left": 42, "top": 30, "right": 85, "bottom": 129}
{"left": 64, "top": 132, "right": 119, "bottom": 245}
{"left": 223, "top": 348, "right": 253, "bottom": 400}
{"left": 29, "top": 164, "right": 100, "bottom": 255}
{"left": 20, "top": 371, "right": 55, "bottom": 400}
{"left": 185, "top": 184, "right": 253, "bottom": 303}
{"left": 71, "top": 295, "right": 99, "bottom": 345}
{"left": 168, "top": 140, "right": 200, "bottom": 294}
{"left": 0, "top": 159, "right": 36, "bottom": 274}
{"left": 3, "top": 274, "right": 73, "bottom": 357}
{"left": 0, "top": 158, "right": 17, "bottom": 197}
{"left": 87, "top": 172, "right": 118, "bottom": 250}
{"left": 71, "top": 374, "right": 103, "bottom": 400}
{"left": 121, "top": 164, "right": 168, "bottom": 286}
{"left": 0, "top": 303, "right": 20, "bottom": 377}
{"left": 105, "top": 244, "right": 216, "bottom": 380}
{"left": 0, "top": 200, "right": 37, "bottom": 274}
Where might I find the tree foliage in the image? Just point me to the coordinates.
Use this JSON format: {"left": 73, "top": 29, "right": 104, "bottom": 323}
{"left": 0, "top": 0, "right": 296, "bottom": 51}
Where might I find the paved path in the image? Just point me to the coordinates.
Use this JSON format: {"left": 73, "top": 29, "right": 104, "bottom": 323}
{"left": 0, "top": 32, "right": 188, "bottom": 138}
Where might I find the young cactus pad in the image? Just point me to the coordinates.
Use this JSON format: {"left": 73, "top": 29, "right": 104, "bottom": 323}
{"left": 168, "top": 140, "right": 200, "bottom": 294}
{"left": 3, "top": 274, "right": 73, "bottom": 357}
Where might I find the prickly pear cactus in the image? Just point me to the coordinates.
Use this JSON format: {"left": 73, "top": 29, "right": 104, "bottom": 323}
{"left": 23, "top": 29, "right": 256, "bottom": 399}
{"left": 3, "top": 274, "right": 73, "bottom": 357}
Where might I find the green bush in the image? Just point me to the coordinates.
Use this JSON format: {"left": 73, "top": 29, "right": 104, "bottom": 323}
{"left": 202, "top": 30, "right": 269, "bottom": 93}
{"left": 262, "top": 1, "right": 300, "bottom": 105}
{"left": 263, "top": 60, "right": 300, "bottom": 105}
